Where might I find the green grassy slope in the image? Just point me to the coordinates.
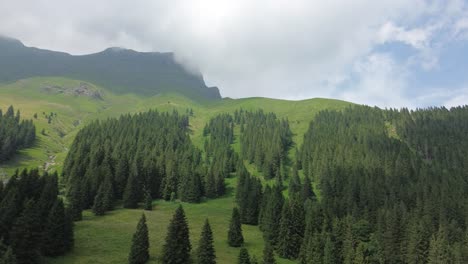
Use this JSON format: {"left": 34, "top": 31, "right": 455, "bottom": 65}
{"left": 0, "top": 77, "right": 350, "bottom": 175}
{"left": 0, "top": 77, "right": 351, "bottom": 263}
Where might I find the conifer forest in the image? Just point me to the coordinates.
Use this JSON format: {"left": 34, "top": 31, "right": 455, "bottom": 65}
{"left": 1, "top": 104, "right": 468, "bottom": 264}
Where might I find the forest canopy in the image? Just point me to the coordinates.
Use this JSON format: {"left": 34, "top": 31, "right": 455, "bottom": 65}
{"left": 0, "top": 106, "right": 36, "bottom": 161}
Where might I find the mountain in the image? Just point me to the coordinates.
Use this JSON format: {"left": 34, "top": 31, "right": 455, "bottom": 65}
{"left": 0, "top": 36, "right": 221, "bottom": 100}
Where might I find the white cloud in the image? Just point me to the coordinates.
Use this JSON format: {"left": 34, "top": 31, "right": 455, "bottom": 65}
{"left": 444, "top": 91, "right": 468, "bottom": 107}
{"left": 377, "top": 21, "right": 431, "bottom": 49}
{"left": 338, "top": 53, "right": 411, "bottom": 108}
{"left": 454, "top": 18, "right": 468, "bottom": 39}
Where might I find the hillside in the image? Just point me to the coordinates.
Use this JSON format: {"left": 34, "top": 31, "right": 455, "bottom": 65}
{"left": 0, "top": 77, "right": 351, "bottom": 263}
{"left": 0, "top": 77, "right": 351, "bottom": 176}
{"left": 1, "top": 76, "right": 467, "bottom": 264}
{"left": 0, "top": 36, "right": 220, "bottom": 100}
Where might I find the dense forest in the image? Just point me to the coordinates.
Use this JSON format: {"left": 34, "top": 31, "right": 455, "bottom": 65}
{"left": 295, "top": 106, "right": 468, "bottom": 263}
{"left": 236, "top": 109, "right": 293, "bottom": 180}
{"left": 0, "top": 106, "right": 36, "bottom": 161}
{"left": 0, "top": 169, "right": 74, "bottom": 263}
{"left": 63, "top": 110, "right": 234, "bottom": 220}
{"left": 53, "top": 106, "right": 468, "bottom": 263}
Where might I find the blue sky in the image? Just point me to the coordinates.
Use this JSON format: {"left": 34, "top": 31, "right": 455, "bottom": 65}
{"left": 1, "top": 0, "right": 467, "bottom": 107}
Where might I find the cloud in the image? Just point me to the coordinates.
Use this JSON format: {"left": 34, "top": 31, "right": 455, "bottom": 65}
{"left": 444, "top": 89, "right": 468, "bottom": 107}
{"left": 337, "top": 53, "right": 412, "bottom": 108}
{"left": 0, "top": 0, "right": 467, "bottom": 107}
{"left": 377, "top": 22, "right": 432, "bottom": 49}
{"left": 454, "top": 18, "right": 468, "bottom": 39}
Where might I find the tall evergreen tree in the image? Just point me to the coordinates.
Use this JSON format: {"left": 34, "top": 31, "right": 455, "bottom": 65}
{"left": 427, "top": 227, "right": 450, "bottom": 264}
{"left": 277, "top": 202, "right": 294, "bottom": 259}
{"left": 10, "top": 200, "right": 41, "bottom": 264}
{"left": 228, "top": 207, "right": 244, "bottom": 247}
{"left": 323, "top": 233, "right": 336, "bottom": 264}
{"left": 262, "top": 243, "right": 276, "bottom": 264}
{"left": 261, "top": 184, "right": 284, "bottom": 246}
{"left": 180, "top": 172, "right": 202, "bottom": 203}
{"left": 197, "top": 219, "right": 216, "bottom": 264}
{"left": 63, "top": 208, "right": 75, "bottom": 252}
{"left": 92, "top": 183, "right": 108, "bottom": 216}
{"left": 143, "top": 189, "right": 152, "bottom": 211}
{"left": 162, "top": 206, "right": 192, "bottom": 264}
{"left": 301, "top": 176, "right": 315, "bottom": 202}
{"left": 128, "top": 214, "right": 150, "bottom": 264}
{"left": 123, "top": 170, "right": 140, "bottom": 209}
{"left": 42, "top": 199, "right": 68, "bottom": 256}
{"left": 67, "top": 182, "right": 83, "bottom": 221}
{"left": 238, "top": 247, "right": 251, "bottom": 264}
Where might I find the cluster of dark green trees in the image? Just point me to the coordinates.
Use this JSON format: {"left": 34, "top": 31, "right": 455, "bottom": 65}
{"left": 236, "top": 109, "right": 293, "bottom": 179}
{"left": 63, "top": 110, "right": 214, "bottom": 220}
{"left": 128, "top": 206, "right": 216, "bottom": 264}
{"left": 236, "top": 162, "right": 263, "bottom": 225}
{"left": 295, "top": 105, "right": 468, "bottom": 263}
{"left": 227, "top": 106, "right": 468, "bottom": 263}
{"left": 0, "top": 106, "right": 35, "bottom": 161}
{"left": 0, "top": 169, "right": 74, "bottom": 264}
{"left": 203, "top": 113, "right": 238, "bottom": 198}
{"left": 58, "top": 105, "right": 468, "bottom": 263}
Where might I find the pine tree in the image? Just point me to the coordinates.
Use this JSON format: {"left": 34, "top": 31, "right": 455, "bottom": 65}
{"left": 128, "top": 214, "right": 150, "bottom": 264}
{"left": 0, "top": 188, "right": 19, "bottom": 242}
{"left": 92, "top": 184, "right": 107, "bottom": 216}
{"left": 262, "top": 242, "right": 276, "bottom": 264}
{"left": 277, "top": 202, "right": 294, "bottom": 259}
{"left": 197, "top": 219, "right": 216, "bottom": 264}
{"left": 144, "top": 189, "right": 152, "bottom": 211}
{"left": 406, "top": 218, "right": 431, "bottom": 264}
{"left": 238, "top": 247, "right": 251, "bottom": 264}
{"left": 205, "top": 172, "right": 217, "bottom": 198}
{"left": 323, "top": 233, "right": 336, "bottom": 264}
{"left": 10, "top": 200, "right": 41, "bottom": 264}
{"left": 37, "top": 173, "right": 58, "bottom": 221}
{"left": 228, "top": 207, "right": 244, "bottom": 247}
{"left": 162, "top": 205, "right": 192, "bottom": 264}
{"left": 68, "top": 182, "right": 83, "bottom": 221}
{"left": 180, "top": 173, "right": 202, "bottom": 203}
{"left": 63, "top": 208, "right": 75, "bottom": 251}
{"left": 427, "top": 227, "right": 450, "bottom": 264}
{"left": 301, "top": 176, "right": 315, "bottom": 201}
{"left": 354, "top": 242, "right": 367, "bottom": 264}
{"left": 42, "top": 199, "right": 67, "bottom": 256}
{"left": 288, "top": 193, "right": 305, "bottom": 258}
{"left": 123, "top": 170, "right": 140, "bottom": 209}
{"left": 288, "top": 167, "right": 301, "bottom": 195}
{"left": 261, "top": 184, "right": 284, "bottom": 246}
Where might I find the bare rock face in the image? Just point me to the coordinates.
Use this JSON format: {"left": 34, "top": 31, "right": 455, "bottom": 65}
{"left": 41, "top": 82, "right": 103, "bottom": 100}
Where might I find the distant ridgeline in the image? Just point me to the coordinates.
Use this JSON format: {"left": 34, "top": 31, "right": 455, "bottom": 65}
{"left": 0, "top": 36, "right": 221, "bottom": 100}
{"left": 0, "top": 106, "right": 36, "bottom": 162}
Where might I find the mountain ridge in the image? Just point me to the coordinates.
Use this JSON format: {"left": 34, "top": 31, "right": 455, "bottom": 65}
{"left": 0, "top": 36, "right": 221, "bottom": 100}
